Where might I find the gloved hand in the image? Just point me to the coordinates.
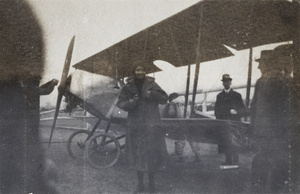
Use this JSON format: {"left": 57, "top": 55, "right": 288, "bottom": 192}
{"left": 230, "top": 109, "right": 237, "bottom": 114}
{"left": 130, "top": 94, "right": 139, "bottom": 103}
{"left": 145, "top": 91, "right": 151, "bottom": 99}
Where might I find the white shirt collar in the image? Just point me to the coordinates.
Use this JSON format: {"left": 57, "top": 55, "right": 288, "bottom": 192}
{"left": 224, "top": 88, "right": 232, "bottom": 93}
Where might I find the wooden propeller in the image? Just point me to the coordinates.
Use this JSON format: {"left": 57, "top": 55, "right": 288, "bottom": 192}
{"left": 48, "top": 36, "right": 75, "bottom": 147}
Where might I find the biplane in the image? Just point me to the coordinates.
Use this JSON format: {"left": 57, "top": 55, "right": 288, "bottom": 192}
{"left": 48, "top": 0, "right": 298, "bottom": 169}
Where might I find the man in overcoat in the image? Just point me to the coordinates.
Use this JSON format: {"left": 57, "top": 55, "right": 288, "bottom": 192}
{"left": 250, "top": 47, "right": 292, "bottom": 193}
{"left": 214, "top": 74, "right": 245, "bottom": 165}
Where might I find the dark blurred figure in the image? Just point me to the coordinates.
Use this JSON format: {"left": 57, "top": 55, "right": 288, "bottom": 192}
{"left": 164, "top": 93, "right": 201, "bottom": 163}
{"left": 0, "top": 0, "right": 59, "bottom": 193}
{"left": 250, "top": 46, "right": 292, "bottom": 193}
{"left": 214, "top": 74, "right": 245, "bottom": 165}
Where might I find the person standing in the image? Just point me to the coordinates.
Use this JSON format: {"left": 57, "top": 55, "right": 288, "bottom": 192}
{"left": 165, "top": 93, "right": 201, "bottom": 163}
{"left": 0, "top": 1, "right": 60, "bottom": 193}
{"left": 214, "top": 74, "right": 245, "bottom": 165}
{"left": 117, "top": 63, "right": 168, "bottom": 193}
{"left": 250, "top": 47, "right": 292, "bottom": 193}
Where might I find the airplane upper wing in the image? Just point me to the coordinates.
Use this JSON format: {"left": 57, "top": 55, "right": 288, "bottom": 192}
{"left": 72, "top": 1, "right": 234, "bottom": 78}
{"left": 73, "top": 0, "right": 296, "bottom": 78}
{"left": 202, "top": 0, "right": 295, "bottom": 50}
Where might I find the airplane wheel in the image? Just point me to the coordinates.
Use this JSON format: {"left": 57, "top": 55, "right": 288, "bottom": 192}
{"left": 85, "top": 133, "right": 121, "bottom": 169}
{"left": 67, "top": 130, "right": 91, "bottom": 159}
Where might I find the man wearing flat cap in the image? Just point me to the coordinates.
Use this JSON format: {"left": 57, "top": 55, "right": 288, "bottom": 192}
{"left": 250, "top": 47, "right": 292, "bottom": 193}
{"left": 214, "top": 74, "right": 245, "bottom": 165}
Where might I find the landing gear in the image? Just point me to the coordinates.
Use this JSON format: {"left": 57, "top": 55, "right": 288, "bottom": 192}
{"left": 85, "top": 133, "right": 121, "bottom": 169}
{"left": 67, "top": 130, "right": 91, "bottom": 159}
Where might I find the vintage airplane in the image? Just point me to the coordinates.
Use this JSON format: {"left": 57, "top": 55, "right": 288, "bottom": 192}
{"left": 48, "top": 0, "right": 298, "bottom": 168}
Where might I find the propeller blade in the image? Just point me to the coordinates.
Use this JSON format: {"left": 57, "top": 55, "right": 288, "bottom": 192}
{"left": 48, "top": 91, "right": 63, "bottom": 147}
{"left": 48, "top": 36, "right": 75, "bottom": 147}
{"left": 60, "top": 35, "right": 75, "bottom": 87}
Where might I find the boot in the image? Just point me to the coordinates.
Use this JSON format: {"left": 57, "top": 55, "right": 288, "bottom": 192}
{"left": 223, "top": 153, "right": 232, "bottom": 165}
{"left": 232, "top": 151, "right": 239, "bottom": 165}
{"left": 148, "top": 172, "right": 156, "bottom": 193}
{"left": 135, "top": 171, "right": 145, "bottom": 193}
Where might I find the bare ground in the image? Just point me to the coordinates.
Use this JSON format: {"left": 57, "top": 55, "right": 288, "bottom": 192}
{"left": 40, "top": 125, "right": 255, "bottom": 194}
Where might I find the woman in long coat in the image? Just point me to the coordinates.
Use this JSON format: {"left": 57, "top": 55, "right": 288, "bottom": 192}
{"left": 117, "top": 64, "right": 168, "bottom": 193}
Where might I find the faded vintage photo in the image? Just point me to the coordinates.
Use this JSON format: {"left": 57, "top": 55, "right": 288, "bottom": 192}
{"left": 1, "top": 0, "right": 299, "bottom": 193}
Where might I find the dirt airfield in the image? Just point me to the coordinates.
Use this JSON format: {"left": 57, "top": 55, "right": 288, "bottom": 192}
{"left": 41, "top": 125, "right": 255, "bottom": 194}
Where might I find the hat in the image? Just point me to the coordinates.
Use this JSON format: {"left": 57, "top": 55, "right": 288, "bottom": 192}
{"left": 273, "top": 44, "right": 293, "bottom": 58}
{"left": 255, "top": 50, "right": 273, "bottom": 62}
{"left": 273, "top": 44, "right": 293, "bottom": 72}
{"left": 168, "top": 92, "right": 179, "bottom": 102}
{"left": 131, "top": 60, "right": 152, "bottom": 75}
{"left": 221, "top": 74, "right": 232, "bottom": 82}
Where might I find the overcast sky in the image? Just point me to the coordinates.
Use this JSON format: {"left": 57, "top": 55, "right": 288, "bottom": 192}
{"left": 27, "top": 0, "right": 201, "bottom": 81}
{"left": 26, "top": 0, "right": 289, "bottom": 107}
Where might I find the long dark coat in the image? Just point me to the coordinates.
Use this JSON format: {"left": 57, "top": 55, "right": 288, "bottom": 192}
{"left": 117, "top": 76, "right": 168, "bottom": 172}
{"left": 250, "top": 74, "right": 291, "bottom": 139}
{"left": 214, "top": 89, "right": 245, "bottom": 121}
{"left": 214, "top": 89, "right": 245, "bottom": 153}
{"left": 250, "top": 72, "right": 292, "bottom": 192}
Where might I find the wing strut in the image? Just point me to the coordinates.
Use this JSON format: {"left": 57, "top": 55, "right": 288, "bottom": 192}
{"left": 191, "top": 3, "right": 204, "bottom": 116}
{"left": 184, "top": 64, "right": 191, "bottom": 118}
{"left": 245, "top": 48, "right": 253, "bottom": 121}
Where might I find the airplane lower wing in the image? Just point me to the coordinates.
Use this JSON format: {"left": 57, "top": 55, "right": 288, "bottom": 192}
{"left": 160, "top": 118, "right": 250, "bottom": 148}
{"left": 107, "top": 116, "right": 250, "bottom": 148}
{"left": 64, "top": 70, "right": 249, "bottom": 148}
{"left": 62, "top": 85, "right": 250, "bottom": 148}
